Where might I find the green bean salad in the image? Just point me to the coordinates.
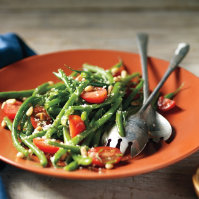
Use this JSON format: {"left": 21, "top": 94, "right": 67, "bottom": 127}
{"left": 0, "top": 61, "right": 145, "bottom": 171}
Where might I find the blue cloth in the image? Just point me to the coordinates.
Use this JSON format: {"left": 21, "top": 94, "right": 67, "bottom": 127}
{"left": 0, "top": 32, "right": 36, "bottom": 198}
{"left": 0, "top": 32, "right": 36, "bottom": 68}
{"left": 0, "top": 177, "right": 7, "bottom": 199}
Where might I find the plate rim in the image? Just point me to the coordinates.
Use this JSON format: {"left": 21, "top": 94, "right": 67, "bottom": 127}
{"left": 0, "top": 48, "right": 198, "bottom": 180}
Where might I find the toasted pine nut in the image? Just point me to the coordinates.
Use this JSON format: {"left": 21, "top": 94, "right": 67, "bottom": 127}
{"left": 1, "top": 101, "right": 6, "bottom": 109}
{"left": 48, "top": 81, "right": 54, "bottom": 85}
{"left": 6, "top": 99, "right": 16, "bottom": 104}
{"left": 28, "top": 149, "right": 33, "bottom": 154}
{"left": 121, "top": 70, "right": 127, "bottom": 78}
{"left": 1, "top": 120, "right": 6, "bottom": 128}
{"left": 35, "top": 112, "right": 46, "bottom": 121}
{"left": 105, "top": 163, "right": 114, "bottom": 169}
{"left": 80, "top": 146, "right": 88, "bottom": 157}
{"left": 26, "top": 106, "right": 33, "bottom": 116}
{"left": 75, "top": 75, "right": 83, "bottom": 81}
{"left": 16, "top": 152, "right": 24, "bottom": 158}
{"left": 35, "top": 126, "right": 43, "bottom": 131}
{"left": 84, "top": 85, "right": 94, "bottom": 92}
{"left": 108, "top": 85, "right": 113, "bottom": 95}
{"left": 61, "top": 116, "right": 66, "bottom": 126}
{"left": 113, "top": 76, "right": 121, "bottom": 82}
{"left": 22, "top": 97, "right": 27, "bottom": 101}
{"left": 111, "top": 67, "right": 119, "bottom": 76}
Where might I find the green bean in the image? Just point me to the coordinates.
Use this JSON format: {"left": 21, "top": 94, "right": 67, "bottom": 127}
{"left": 89, "top": 82, "right": 108, "bottom": 87}
{"left": 12, "top": 96, "right": 39, "bottom": 157}
{"left": 123, "top": 79, "right": 144, "bottom": 110}
{"left": 51, "top": 126, "right": 71, "bottom": 167}
{"left": 64, "top": 160, "right": 78, "bottom": 171}
{"left": 81, "top": 111, "right": 88, "bottom": 122}
{"left": 45, "top": 80, "right": 89, "bottom": 138}
{"left": 72, "top": 154, "right": 92, "bottom": 166}
{"left": 25, "top": 117, "right": 34, "bottom": 136}
{"left": 32, "top": 82, "right": 51, "bottom": 96}
{"left": 26, "top": 130, "right": 46, "bottom": 140}
{"left": 110, "top": 60, "right": 123, "bottom": 70}
{"left": 47, "top": 140, "right": 81, "bottom": 153}
{"left": 121, "top": 72, "right": 140, "bottom": 85}
{"left": 71, "top": 97, "right": 122, "bottom": 145}
{"left": 47, "top": 106, "right": 62, "bottom": 117}
{"left": 91, "top": 128, "right": 104, "bottom": 147}
{"left": 81, "top": 108, "right": 104, "bottom": 146}
{"left": 20, "top": 134, "right": 47, "bottom": 167}
{"left": 51, "top": 148, "right": 67, "bottom": 167}
{"left": 81, "top": 110, "right": 91, "bottom": 127}
{"left": 70, "top": 71, "right": 78, "bottom": 77}
{"left": 63, "top": 126, "right": 71, "bottom": 143}
{"left": 53, "top": 69, "right": 74, "bottom": 93}
{"left": 116, "top": 109, "right": 125, "bottom": 137}
{"left": 0, "top": 89, "right": 34, "bottom": 99}
{"left": 3, "top": 117, "right": 12, "bottom": 131}
{"left": 20, "top": 114, "right": 27, "bottom": 133}
{"left": 45, "top": 98, "right": 62, "bottom": 108}
{"left": 83, "top": 63, "right": 114, "bottom": 84}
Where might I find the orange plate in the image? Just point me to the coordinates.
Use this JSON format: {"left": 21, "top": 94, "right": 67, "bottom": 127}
{"left": 0, "top": 49, "right": 198, "bottom": 180}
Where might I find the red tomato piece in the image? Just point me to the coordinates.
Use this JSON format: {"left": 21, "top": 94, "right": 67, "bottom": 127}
{"left": 33, "top": 138, "right": 59, "bottom": 154}
{"left": 81, "top": 87, "right": 107, "bottom": 104}
{"left": 157, "top": 96, "right": 176, "bottom": 112}
{"left": 68, "top": 115, "right": 86, "bottom": 138}
{"left": 30, "top": 106, "right": 52, "bottom": 129}
{"left": 88, "top": 146, "right": 123, "bottom": 167}
{"left": 2, "top": 100, "right": 22, "bottom": 120}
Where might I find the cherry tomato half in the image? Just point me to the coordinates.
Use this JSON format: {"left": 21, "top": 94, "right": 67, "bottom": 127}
{"left": 157, "top": 96, "right": 176, "bottom": 112}
{"left": 33, "top": 138, "right": 59, "bottom": 154}
{"left": 30, "top": 106, "right": 52, "bottom": 129}
{"left": 68, "top": 115, "right": 86, "bottom": 138}
{"left": 81, "top": 87, "right": 107, "bottom": 104}
{"left": 2, "top": 100, "right": 22, "bottom": 120}
{"left": 88, "top": 146, "right": 123, "bottom": 167}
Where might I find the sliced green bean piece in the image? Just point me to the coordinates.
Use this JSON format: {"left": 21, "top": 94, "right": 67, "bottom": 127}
{"left": 72, "top": 154, "right": 92, "bottom": 166}
{"left": 64, "top": 160, "right": 78, "bottom": 171}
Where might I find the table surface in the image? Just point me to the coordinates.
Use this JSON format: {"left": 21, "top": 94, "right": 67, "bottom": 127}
{"left": 1, "top": 0, "right": 199, "bottom": 198}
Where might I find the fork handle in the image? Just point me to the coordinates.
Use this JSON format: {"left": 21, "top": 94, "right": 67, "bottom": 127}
{"left": 140, "top": 42, "right": 190, "bottom": 113}
{"left": 136, "top": 33, "right": 149, "bottom": 103}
